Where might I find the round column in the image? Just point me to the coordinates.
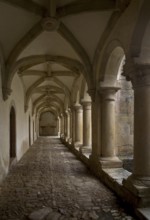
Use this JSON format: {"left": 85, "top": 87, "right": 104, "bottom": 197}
{"left": 100, "top": 86, "right": 122, "bottom": 168}
{"left": 131, "top": 67, "right": 150, "bottom": 182}
{"left": 57, "top": 116, "right": 61, "bottom": 137}
{"left": 69, "top": 109, "right": 72, "bottom": 144}
{"left": 74, "top": 104, "right": 83, "bottom": 146}
{"left": 71, "top": 107, "right": 76, "bottom": 145}
{"left": 64, "top": 112, "right": 67, "bottom": 140}
{"left": 60, "top": 114, "right": 64, "bottom": 138}
{"left": 82, "top": 101, "right": 92, "bottom": 147}
{"left": 66, "top": 109, "right": 71, "bottom": 142}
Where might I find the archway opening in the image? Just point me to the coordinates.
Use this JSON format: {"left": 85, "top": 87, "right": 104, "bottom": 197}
{"left": 39, "top": 111, "right": 57, "bottom": 136}
{"left": 103, "top": 46, "right": 134, "bottom": 171}
{"left": 10, "top": 106, "right": 16, "bottom": 163}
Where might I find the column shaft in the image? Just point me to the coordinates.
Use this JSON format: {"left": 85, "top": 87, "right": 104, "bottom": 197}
{"left": 72, "top": 107, "right": 76, "bottom": 144}
{"left": 131, "top": 70, "right": 150, "bottom": 179}
{"left": 83, "top": 102, "right": 92, "bottom": 147}
{"left": 100, "top": 87, "right": 122, "bottom": 168}
{"left": 60, "top": 114, "right": 64, "bottom": 138}
{"left": 74, "top": 105, "right": 83, "bottom": 145}
{"left": 101, "top": 90, "right": 116, "bottom": 157}
{"left": 66, "top": 110, "right": 71, "bottom": 141}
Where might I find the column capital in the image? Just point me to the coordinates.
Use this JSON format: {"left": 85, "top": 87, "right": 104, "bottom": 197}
{"left": 81, "top": 100, "right": 91, "bottom": 110}
{"left": 129, "top": 64, "right": 150, "bottom": 88}
{"left": 74, "top": 104, "right": 83, "bottom": 111}
{"left": 123, "top": 57, "right": 150, "bottom": 88}
{"left": 81, "top": 100, "right": 91, "bottom": 106}
{"left": 99, "top": 85, "right": 120, "bottom": 101}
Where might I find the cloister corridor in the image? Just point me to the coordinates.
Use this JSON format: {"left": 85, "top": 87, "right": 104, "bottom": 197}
{"left": 0, "top": 137, "right": 135, "bottom": 220}
{"left": 1, "top": 1, "right": 150, "bottom": 220}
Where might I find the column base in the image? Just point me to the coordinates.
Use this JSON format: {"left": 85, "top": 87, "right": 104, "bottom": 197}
{"left": 79, "top": 145, "right": 92, "bottom": 155}
{"left": 89, "top": 153, "right": 101, "bottom": 176}
{"left": 99, "top": 156, "right": 123, "bottom": 169}
{"left": 65, "top": 136, "right": 70, "bottom": 143}
{"left": 57, "top": 132, "right": 60, "bottom": 137}
{"left": 68, "top": 138, "right": 72, "bottom": 145}
{"left": 74, "top": 142, "right": 82, "bottom": 150}
{"left": 123, "top": 174, "right": 150, "bottom": 207}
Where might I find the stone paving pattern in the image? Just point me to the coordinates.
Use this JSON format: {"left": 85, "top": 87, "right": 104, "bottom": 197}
{"left": 0, "top": 137, "right": 137, "bottom": 220}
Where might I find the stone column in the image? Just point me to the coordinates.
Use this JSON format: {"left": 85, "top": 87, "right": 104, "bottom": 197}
{"left": 124, "top": 66, "right": 150, "bottom": 187}
{"left": 80, "top": 101, "right": 92, "bottom": 154}
{"left": 69, "top": 109, "right": 72, "bottom": 144}
{"left": 88, "top": 90, "right": 101, "bottom": 169}
{"left": 57, "top": 116, "right": 61, "bottom": 137}
{"left": 71, "top": 106, "right": 76, "bottom": 146}
{"left": 64, "top": 112, "right": 67, "bottom": 140}
{"left": 37, "top": 115, "right": 40, "bottom": 137}
{"left": 100, "top": 86, "right": 122, "bottom": 168}
{"left": 66, "top": 109, "right": 71, "bottom": 142}
{"left": 60, "top": 114, "right": 64, "bottom": 138}
{"left": 74, "top": 104, "right": 83, "bottom": 148}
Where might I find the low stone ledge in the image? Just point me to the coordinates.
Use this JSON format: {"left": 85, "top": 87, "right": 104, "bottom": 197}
{"left": 136, "top": 207, "right": 150, "bottom": 220}
{"left": 103, "top": 168, "right": 131, "bottom": 185}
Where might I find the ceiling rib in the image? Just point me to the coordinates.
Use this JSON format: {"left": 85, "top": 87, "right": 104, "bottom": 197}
{"left": 0, "top": 0, "right": 45, "bottom": 16}
{"left": 57, "top": 0, "right": 115, "bottom": 17}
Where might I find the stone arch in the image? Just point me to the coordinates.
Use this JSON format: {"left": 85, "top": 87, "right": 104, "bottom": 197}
{"left": 101, "top": 45, "right": 134, "bottom": 161}
{"left": 5, "top": 55, "right": 90, "bottom": 100}
{"left": 100, "top": 45, "right": 125, "bottom": 86}
{"left": 38, "top": 108, "right": 58, "bottom": 118}
{"left": 36, "top": 101, "right": 61, "bottom": 116}
{"left": 32, "top": 94, "right": 64, "bottom": 116}
{"left": 95, "top": 40, "right": 126, "bottom": 85}
{"left": 6, "top": 21, "right": 92, "bottom": 92}
{"left": 25, "top": 76, "right": 71, "bottom": 110}
{"left": 9, "top": 105, "right": 16, "bottom": 163}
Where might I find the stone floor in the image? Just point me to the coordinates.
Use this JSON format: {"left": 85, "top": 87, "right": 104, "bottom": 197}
{"left": 0, "top": 137, "right": 137, "bottom": 220}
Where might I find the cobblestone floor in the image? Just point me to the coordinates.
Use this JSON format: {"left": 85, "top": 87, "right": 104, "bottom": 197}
{"left": 0, "top": 137, "right": 137, "bottom": 220}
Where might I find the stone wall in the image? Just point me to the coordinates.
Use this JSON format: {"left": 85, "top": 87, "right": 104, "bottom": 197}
{"left": 115, "top": 75, "right": 134, "bottom": 157}
{"left": 39, "top": 112, "right": 57, "bottom": 136}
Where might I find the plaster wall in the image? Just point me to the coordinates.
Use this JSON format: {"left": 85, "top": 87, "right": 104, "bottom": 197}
{"left": 0, "top": 73, "right": 33, "bottom": 183}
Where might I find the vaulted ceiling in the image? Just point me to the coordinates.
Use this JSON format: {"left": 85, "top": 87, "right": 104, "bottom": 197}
{"left": 0, "top": 0, "right": 118, "bottom": 117}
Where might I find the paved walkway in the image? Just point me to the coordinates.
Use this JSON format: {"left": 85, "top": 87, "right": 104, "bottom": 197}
{"left": 0, "top": 137, "right": 136, "bottom": 220}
